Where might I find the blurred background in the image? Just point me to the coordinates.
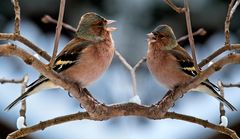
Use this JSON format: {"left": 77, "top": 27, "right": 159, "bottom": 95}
{"left": 0, "top": 0, "right": 240, "bottom": 139}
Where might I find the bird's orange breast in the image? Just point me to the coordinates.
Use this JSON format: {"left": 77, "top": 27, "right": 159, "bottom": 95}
{"left": 147, "top": 47, "right": 190, "bottom": 89}
{"left": 60, "top": 38, "right": 115, "bottom": 87}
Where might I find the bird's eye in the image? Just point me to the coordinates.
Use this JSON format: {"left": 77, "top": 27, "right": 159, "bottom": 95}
{"left": 158, "top": 34, "right": 165, "bottom": 38}
{"left": 95, "top": 21, "right": 104, "bottom": 27}
{"left": 153, "top": 32, "right": 158, "bottom": 36}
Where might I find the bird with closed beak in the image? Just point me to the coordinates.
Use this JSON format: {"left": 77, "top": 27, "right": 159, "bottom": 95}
{"left": 5, "top": 12, "right": 117, "bottom": 111}
{"left": 146, "top": 24, "right": 237, "bottom": 111}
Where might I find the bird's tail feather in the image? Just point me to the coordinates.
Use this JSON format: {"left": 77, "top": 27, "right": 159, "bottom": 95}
{"left": 4, "top": 90, "right": 30, "bottom": 111}
{"left": 4, "top": 77, "right": 51, "bottom": 111}
{"left": 199, "top": 81, "right": 237, "bottom": 111}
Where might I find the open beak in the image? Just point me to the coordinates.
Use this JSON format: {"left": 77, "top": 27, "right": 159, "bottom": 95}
{"left": 147, "top": 32, "right": 156, "bottom": 43}
{"left": 147, "top": 33, "right": 155, "bottom": 39}
{"left": 106, "top": 20, "right": 117, "bottom": 32}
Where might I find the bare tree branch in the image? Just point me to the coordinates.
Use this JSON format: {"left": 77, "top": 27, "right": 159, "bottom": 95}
{"left": 6, "top": 112, "right": 90, "bottom": 139}
{"left": 177, "top": 28, "right": 207, "bottom": 42}
{"left": 225, "top": 0, "right": 236, "bottom": 49}
{"left": 49, "top": 0, "right": 65, "bottom": 67}
{"left": 222, "top": 82, "right": 240, "bottom": 88}
{"left": 230, "top": 0, "right": 240, "bottom": 18}
{"left": 133, "top": 57, "right": 146, "bottom": 71}
{"left": 6, "top": 111, "right": 240, "bottom": 139}
{"left": 12, "top": 0, "right": 20, "bottom": 35}
{"left": 0, "top": 78, "right": 23, "bottom": 84}
{"left": 19, "top": 75, "right": 29, "bottom": 126}
{"left": 0, "top": 33, "right": 51, "bottom": 61}
{"left": 163, "top": 0, "right": 185, "bottom": 13}
{"left": 115, "top": 51, "right": 138, "bottom": 96}
{"left": 198, "top": 44, "right": 240, "bottom": 68}
{"left": 42, "top": 15, "right": 76, "bottom": 32}
{"left": 217, "top": 81, "right": 226, "bottom": 123}
{"left": 184, "top": 0, "right": 200, "bottom": 73}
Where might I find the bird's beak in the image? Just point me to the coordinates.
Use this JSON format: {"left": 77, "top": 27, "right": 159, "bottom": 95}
{"left": 147, "top": 32, "right": 156, "bottom": 43}
{"left": 106, "top": 20, "right": 117, "bottom": 32}
{"left": 147, "top": 33, "right": 155, "bottom": 39}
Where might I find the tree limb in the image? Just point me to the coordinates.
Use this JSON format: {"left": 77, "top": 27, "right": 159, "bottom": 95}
{"left": 49, "top": 0, "right": 65, "bottom": 67}
{"left": 0, "top": 33, "right": 51, "bottom": 61}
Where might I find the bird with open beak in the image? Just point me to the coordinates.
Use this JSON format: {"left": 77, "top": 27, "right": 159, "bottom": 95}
{"left": 146, "top": 24, "right": 237, "bottom": 111}
{"left": 5, "top": 12, "right": 117, "bottom": 111}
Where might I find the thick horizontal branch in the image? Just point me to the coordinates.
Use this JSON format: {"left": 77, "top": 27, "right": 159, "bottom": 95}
{"left": 0, "top": 33, "right": 51, "bottom": 61}
{"left": 7, "top": 111, "right": 239, "bottom": 139}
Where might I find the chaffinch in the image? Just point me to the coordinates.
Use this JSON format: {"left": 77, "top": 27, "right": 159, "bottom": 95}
{"left": 5, "top": 12, "right": 117, "bottom": 111}
{"left": 146, "top": 24, "right": 237, "bottom": 111}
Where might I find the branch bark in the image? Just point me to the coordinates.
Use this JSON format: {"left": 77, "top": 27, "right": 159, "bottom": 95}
{"left": 184, "top": 0, "right": 200, "bottom": 73}
{"left": 7, "top": 111, "right": 240, "bottom": 139}
{"left": 0, "top": 33, "right": 51, "bottom": 61}
{"left": 12, "top": 0, "right": 20, "bottom": 35}
{"left": 6, "top": 112, "right": 90, "bottom": 139}
{"left": 19, "top": 75, "right": 29, "bottom": 126}
{"left": 0, "top": 78, "right": 23, "bottom": 84}
{"left": 225, "top": 0, "right": 236, "bottom": 48}
{"left": 49, "top": 0, "right": 65, "bottom": 67}
{"left": 217, "top": 81, "right": 226, "bottom": 123}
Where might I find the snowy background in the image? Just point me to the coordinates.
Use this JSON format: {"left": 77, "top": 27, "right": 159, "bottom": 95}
{"left": 0, "top": 0, "right": 240, "bottom": 139}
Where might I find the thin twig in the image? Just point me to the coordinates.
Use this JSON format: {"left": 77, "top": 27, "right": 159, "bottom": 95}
{"left": 19, "top": 75, "right": 29, "bottom": 126}
{"left": 133, "top": 57, "right": 146, "bottom": 71}
{"left": 0, "top": 78, "right": 23, "bottom": 84}
{"left": 198, "top": 44, "right": 240, "bottom": 68}
{"left": 115, "top": 51, "right": 137, "bottom": 96}
{"left": 49, "top": 0, "right": 66, "bottom": 67}
{"left": 217, "top": 81, "right": 225, "bottom": 123}
{"left": 12, "top": 0, "right": 20, "bottom": 35}
{"left": 177, "top": 28, "right": 207, "bottom": 42}
{"left": 222, "top": 82, "right": 240, "bottom": 88}
{"left": 224, "top": 0, "right": 236, "bottom": 49}
{"left": 42, "top": 15, "right": 77, "bottom": 32}
{"left": 230, "top": 0, "right": 240, "bottom": 18}
{"left": 163, "top": 0, "right": 185, "bottom": 13}
{"left": 184, "top": 0, "right": 200, "bottom": 73}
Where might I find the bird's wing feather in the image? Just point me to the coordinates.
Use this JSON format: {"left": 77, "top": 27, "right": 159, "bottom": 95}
{"left": 169, "top": 47, "right": 236, "bottom": 111}
{"left": 53, "top": 40, "right": 94, "bottom": 73}
{"left": 27, "top": 75, "right": 47, "bottom": 87}
{"left": 167, "top": 46, "right": 197, "bottom": 77}
{"left": 4, "top": 40, "right": 95, "bottom": 111}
